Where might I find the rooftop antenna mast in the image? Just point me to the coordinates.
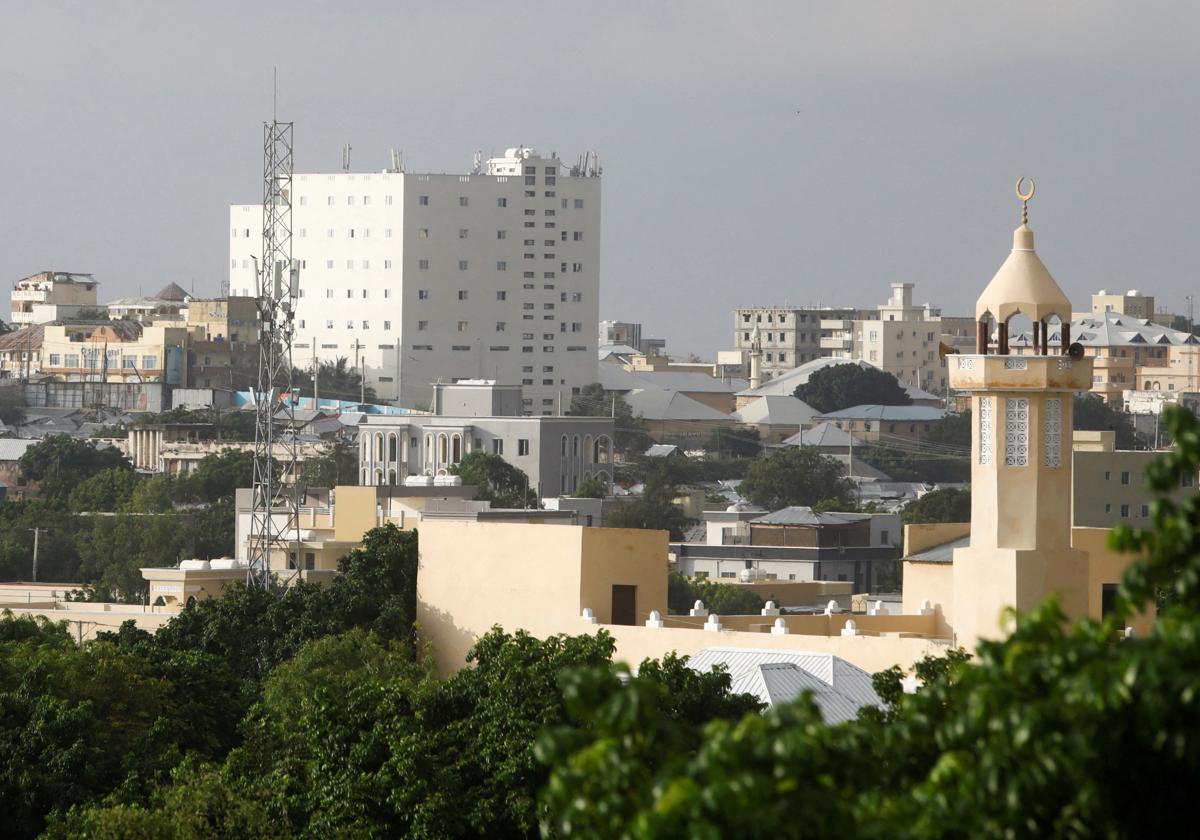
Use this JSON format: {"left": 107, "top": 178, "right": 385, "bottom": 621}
{"left": 248, "top": 81, "right": 301, "bottom": 591}
{"left": 342, "top": 144, "right": 352, "bottom": 172}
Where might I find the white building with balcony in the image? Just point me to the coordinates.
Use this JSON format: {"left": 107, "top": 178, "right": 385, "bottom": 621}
{"left": 229, "top": 146, "right": 601, "bottom": 413}
{"left": 11, "top": 271, "right": 98, "bottom": 326}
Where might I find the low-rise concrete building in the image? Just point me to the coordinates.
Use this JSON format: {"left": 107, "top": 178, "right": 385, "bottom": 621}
{"left": 11, "top": 271, "right": 99, "bottom": 326}
{"left": 357, "top": 381, "right": 615, "bottom": 497}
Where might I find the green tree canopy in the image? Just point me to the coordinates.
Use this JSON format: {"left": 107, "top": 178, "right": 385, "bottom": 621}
{"left": 793, "top": 363, "right": 913, "bottom": 413}
{"left": 1074, "top": 392, "right": 1139, "bottom": 449}
{"left": 605, "top": 466, "right": 690, "bottom": 539}
{"left": 667, "top": 572, "right": 764, "bottom": 615}
{"left": 737, "top": 447, "right": 855, "bottom": 510}
{"left": 573, "top": 474, "right": 608, "bottom": 498}
{"left": 450, "top": 450, "right": 537, "bottom": 508}
{"left": 901, "top": 486, "right": 972, "bottom": 524}
{"left": 292, "top": 357, "right": 378, "bottom": 403}
{"left": 18, "top": 436, "right": 131, "bottom": 503}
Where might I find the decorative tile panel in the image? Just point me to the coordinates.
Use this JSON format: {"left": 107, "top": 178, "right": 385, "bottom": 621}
{"left": 1005, "top": 397, "right": 1029, "bottom": 466}
{"left": 1043, "top": 397, "right": 1062, "bottom": 467}
{"left": 1003, "top": 358, "right": 1028, "bottom": 370}
{"left": 1057, "top": 359, "right": 1073, "bottom": 370}
{"left": 958, "top": 357, "right": 976, "bottom": 370}
{"left": 979, "top": 396, "right": 993, "bottom": 465}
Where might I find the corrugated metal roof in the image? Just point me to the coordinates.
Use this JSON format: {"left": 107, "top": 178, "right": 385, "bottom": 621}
{"left": 817, "top": 405, "right": 947, "bottom": 422}
{"left": 687, "top": 647, "right": 882, "bottom": 722}
{"left": 623, "top": 389, "right": 729, "bottom": 421}
{"left": 731, "top": 395, "right": 819, "bottom": 426}
{"left": 750, "top": 506, "right": 870, "bottom": 526}
{"left": 0, "top": 438, "right": 40, "bottom": 461}
{"left": 905, "top": 535, "right": 969, "bottom": 563}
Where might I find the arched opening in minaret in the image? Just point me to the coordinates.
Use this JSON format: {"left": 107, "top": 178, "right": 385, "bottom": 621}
{"left": 1007, "top": 313, "right": 1033, "bottom": 355}
{"left": 1043, "top": 313, "right": 1066, "bottom": 356}
{"left": 976, "top": 310, "right": 996, "bottom": 354}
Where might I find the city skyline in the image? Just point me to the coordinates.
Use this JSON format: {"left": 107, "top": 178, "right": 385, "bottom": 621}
{"left": 3, "top": 2, "right": 1199, "bottom": 356}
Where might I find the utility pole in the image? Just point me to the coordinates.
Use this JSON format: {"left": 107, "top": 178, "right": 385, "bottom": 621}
{"left": 28, "top": 527, "right": 40, "bottom": 582}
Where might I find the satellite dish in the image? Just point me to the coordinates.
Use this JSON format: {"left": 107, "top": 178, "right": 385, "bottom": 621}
{"left": 1068, "top": 342, "right": 1085, "bottom": 360}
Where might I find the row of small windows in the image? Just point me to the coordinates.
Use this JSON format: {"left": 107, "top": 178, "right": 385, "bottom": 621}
{"left": 298, "top": 318, "right": 583, "bottom": 334}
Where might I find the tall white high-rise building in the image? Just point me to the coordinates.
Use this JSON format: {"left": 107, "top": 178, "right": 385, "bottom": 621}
{"left": 228, "top": 146, "right": 601, "bottom": 412}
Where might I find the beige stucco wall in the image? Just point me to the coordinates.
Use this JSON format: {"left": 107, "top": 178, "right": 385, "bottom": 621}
{"left": 579, "top": 526, "right": 668, "bottom": 625}
{"left": 417, "top": 520, "right": 587, "bottom": 673}
{"left": 333, "top": 486, "right": 379, "bottom": 543}
{"left": 903, "top": 522, "right": 970, "bottom": 557}
{"left": 902, "top": 561, "right": 955, "bottom": 638}
{"left": 1071, "top": 526, "right": 1156, "bottom": 634}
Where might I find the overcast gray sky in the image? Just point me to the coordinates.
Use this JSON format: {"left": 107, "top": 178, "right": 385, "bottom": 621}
{"left": 2, "top": 1, "right": 1198, "bottom": 355}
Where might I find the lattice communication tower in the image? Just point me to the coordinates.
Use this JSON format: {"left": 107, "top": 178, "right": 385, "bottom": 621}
{"left": 248, "top": 119, "right": 301, "bottom": 590}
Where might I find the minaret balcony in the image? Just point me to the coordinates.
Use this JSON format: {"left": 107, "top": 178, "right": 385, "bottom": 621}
{"left": 947, "top": 354, "right": 1093, "bottom": 392}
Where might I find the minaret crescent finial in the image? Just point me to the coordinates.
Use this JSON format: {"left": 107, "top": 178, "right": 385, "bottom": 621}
{"left": 1015, "top": 177, "right": 1035, "bottom": 226}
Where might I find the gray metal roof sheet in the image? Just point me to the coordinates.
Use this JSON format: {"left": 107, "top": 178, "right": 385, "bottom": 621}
{"left": 0, "top": 438, "right": 41, "bottom": 461}
{"left": 687, "top": 647, "right": 882, "bottom": 722}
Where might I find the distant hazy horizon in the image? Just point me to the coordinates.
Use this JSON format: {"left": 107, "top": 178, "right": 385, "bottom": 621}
{"left": 3, "top": 1, "right": 1198, "bottom": 356}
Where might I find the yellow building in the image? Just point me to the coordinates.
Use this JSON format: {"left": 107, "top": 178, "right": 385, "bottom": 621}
{"left": 41, "top": 322, "right": 192, "bottom": 385}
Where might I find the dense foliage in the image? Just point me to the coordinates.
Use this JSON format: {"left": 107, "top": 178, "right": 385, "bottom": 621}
{"left": 0, "top": 438, "right": 257, "bottom": 598}
{"left": 901, "top": 487, "right": 972, "bottom": 524}
{"left": 605, "top": 465, "right": 691, "bottom": 540}
{"left": 451, "top": 450, "right": 538, "bottom": 508}
{"left": 738, "top": 446, "right": 855, "bottom": 510}
{"left": 18, "top": 521, "right": 758, "bottom": 838}
{"left": 857, "top": 411, "right": 972, "bottom": 483}
{"left": 667, "top": 571, "right": 764, "bottom": 615}
{"left": 793, "top": 363, "right": 912, "bottom": 413}
{"left": 1074, "top": 392, "right": 1140, "bottom": 449}
{"left": 573, "top": 474, "right": 608, "bottom": 498}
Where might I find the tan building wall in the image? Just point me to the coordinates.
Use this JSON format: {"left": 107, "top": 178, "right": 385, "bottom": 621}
{"left": 903, "top": 521, "right": 970, "bottom": 556}
{"left": 1091, "top": 291, "right": 1155, "bottom": 320}
{"left": 417, "top": 519, "right": 952, "bottom": 677}
{"left": 1072, "top": 447, "right": 1196, "bottom": 529}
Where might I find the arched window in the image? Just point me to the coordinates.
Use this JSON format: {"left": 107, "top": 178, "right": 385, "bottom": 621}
{"left": 572, "top": 435, "right": 579, "bottom": 457}
{"left": 583, "top": 435, "right": 593, "bottom": 464}
{"left": 452, "top": 434, "right": 462, "bottom": 463}
{"left": 438, "top": 434, "right": 448, "bottom": 465}
{"left": 388, "top": 469, "right": 397, "bottom": 485}
{"left": 374, "top": 433, "right": 384, "bottom": 464}
{"left": 388, "top": 434, "right": 397, "bottom": 462}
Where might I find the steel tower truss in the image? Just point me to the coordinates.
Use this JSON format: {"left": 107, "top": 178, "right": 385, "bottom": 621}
{"left": 248, "top": 120, "right": 300, "bottom": 590}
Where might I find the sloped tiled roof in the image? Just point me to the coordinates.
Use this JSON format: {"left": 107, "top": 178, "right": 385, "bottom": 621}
{"left": 779, "top": 421, "right": 859, "bottom": 449}
{"left": 1014, "top": 311, "right": 1200, "bottom": 348}
{"left": 623, "top": 389, "right": 729, "bottom": 422}
{"left": 687, "top": 647, "right": 883, "bottom": 722}
{"left": 599, "top": 364, "right": 746, "bottom": 395}
{"left": 154, "top": 281, "right": 191, "bottom": 301}
{"left": 736, "top": 357, "right": 940, "bottom": 403}
{"left": 817, "top": 405, "right": 947, "bottom": 422}
{"left": 0, "top": 325, "right": 45, "bottom": 351}
{"left": 731, "top": 395, "right": 818, "bottom": 427}
{"left": 750, "top": 506, "right": 870, "bottom": 526}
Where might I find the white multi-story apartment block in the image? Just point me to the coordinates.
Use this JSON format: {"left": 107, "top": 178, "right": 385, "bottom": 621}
{"left": 229, "top": 146, "right": 601, "bottom": 413}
